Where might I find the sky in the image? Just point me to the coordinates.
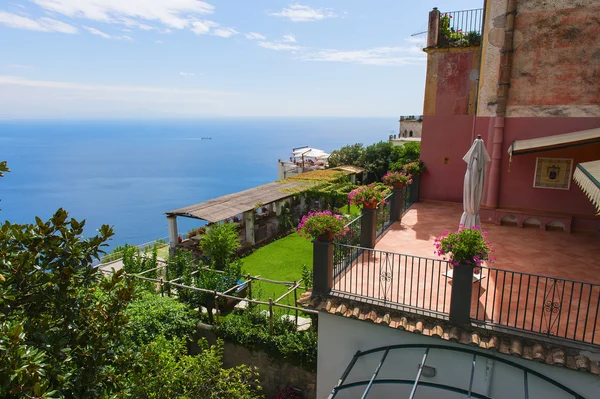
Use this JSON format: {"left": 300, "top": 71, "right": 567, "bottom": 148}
{"left": 0, "top": 0, "right": 483, "bottom": 119}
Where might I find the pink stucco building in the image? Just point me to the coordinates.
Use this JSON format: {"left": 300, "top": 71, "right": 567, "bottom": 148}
{"left": 420, "top": 0, "right": 600, "bottom": 232}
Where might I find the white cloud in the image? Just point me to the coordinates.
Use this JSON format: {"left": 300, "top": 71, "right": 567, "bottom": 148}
{"left": 83, "top": 25, "right": 133, "bottom": 40}
{"left": 282, "top": 34, "right": 296, "bottom": 43}
{"left": 302, "top": 47, "right": 425, "bottom": 66}
{"left": 0, "top": 75, "right": 235, "bottom": 96}
{"left": 31, "top": 0, "right": 214, "bottom": 29}
{"left": 179, "top": 72, "right": 195, "bottom": 77}
{"left": 245, "top": 32, "right": 265, "bottom": 40}
{"left": 190, "top": 20, "right": 237, "bottom": 38}
{"left": 212, "top": 27, "right": 238, "bottom": 38}
{"left": 258, "top": 41, "right": 302, "bottom": 52}
{"left": 155, "top": 39, "right": 164, "bottom": 44}
{"left": 190, "top": 19, "right": 218, "bottom": 34}
{"left": 8, "top": 64, "right": 36, "bottom": 70}
{"left": 269, "top": 4, "right": 336, "bottom": 22}
{"left": 84, "top": 25, "right": 111, "bottom": 39}
{"left": 0, "top": 11, "right": 77, "bottom": 33}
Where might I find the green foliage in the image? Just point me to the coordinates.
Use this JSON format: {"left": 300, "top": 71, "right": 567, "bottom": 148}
{"left": 439, "top": 13, "right": 481, "bottom": 48}
{"left": 382, "top": 171, "right": 413, "bottom": 186}
{"left": 124, "top": 293, "right": 197, "bottom": 346}
{"left": 200, "top": 223, "right": 241, "bottom": 271}
{"left": 100, "top": 243, "right": 128, "bottom": 263}
{"left": 303, "top": 178, "right": 357, "bottom": 213}
{"left": 389, "top": 142, "right": 421, "bottom": 172}
{"left": 276, "top": 203, "right": 294, "bottom": 234}
{"left": 440, "top": 13, "right": 451, "bottom": 37}
{"left": 402, "top": 160, "right": 427, "bottom": 176}
{"left": 214, "top": 309, "right": 318, "bottom": 371}
{"left": 0, "top": 210, "right": 135, "bottom": 398}
{"left": 434, "top": 226, "right": 494, "bottom": 268}
{"left": 297, "top": 210, "right": 348, "bottom": 240}
{"left": 301, "top": 264, "right": 312, "bottom": 289}
{"left": 126, "top": 336, "right": 263, "bottom": 399}
{"left": 122, "top": 244, "right": 160, "bottom": 292}
{"left": 348, "top": 183, "right": 390, "bottom": 208}
{"left": 360, "top": 141, "right": 395, "bottom": 182}
{"left": 327, "top": 143, "right": 365, "bottom": 168}
{"left": 166, "top": 249, "right": 194, "bottom": 290}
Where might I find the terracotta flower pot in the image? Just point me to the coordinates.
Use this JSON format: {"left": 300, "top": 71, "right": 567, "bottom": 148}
{"left": 318, "top": 231, "right": 335, "bottom": 241}
{"left": 393, "top": 182, "right": 405, "bottom": 189}
{"left": 363, "top": 202, "right": 378, "bottom": 209}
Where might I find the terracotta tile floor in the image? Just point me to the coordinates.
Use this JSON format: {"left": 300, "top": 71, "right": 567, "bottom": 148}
{"left": 333, "top": 201, "right": 600, "bottom": 345}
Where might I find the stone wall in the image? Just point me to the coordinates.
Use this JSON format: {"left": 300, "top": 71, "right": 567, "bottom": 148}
{"left": 478, "top": 0, "right": 600, "bottom": 117}
{"left": 423, "top": 46, "right": 481, "bottom": 116}
{"left": 193, "top": 323, "right": 317, "bottom": 399}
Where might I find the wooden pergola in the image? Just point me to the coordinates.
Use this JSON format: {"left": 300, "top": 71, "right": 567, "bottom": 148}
{"left": 165, "top": 166, "right": 364, "bottom": 249}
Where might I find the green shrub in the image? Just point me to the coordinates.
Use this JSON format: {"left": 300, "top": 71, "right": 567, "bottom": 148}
{"left": 214, "top": 309, "right": 318, "bottom": 371}
{"left": 200, "top": 223, "right": 241, "bottom": 270}
{"left": 126, "top": 336, "right": 263, "bottom": 399}
{"left": 125, "top": 293, "right": 197, "bottom": 346}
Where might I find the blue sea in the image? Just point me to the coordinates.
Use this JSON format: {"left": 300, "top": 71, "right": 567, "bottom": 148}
{"left": 0, "top": 118, "right": 396, "bottom": 249}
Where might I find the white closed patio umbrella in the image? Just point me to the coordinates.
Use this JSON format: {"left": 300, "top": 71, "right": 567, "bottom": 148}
{"left": 460, "top": 135, "right": 491, "bottom": 228}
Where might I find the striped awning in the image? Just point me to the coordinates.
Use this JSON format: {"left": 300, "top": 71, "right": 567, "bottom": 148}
{"left": 573, "top": 160, "right": 600, "bottom": 215}
{"left": 507, "top": 127, "right": 600, "bottom": 160}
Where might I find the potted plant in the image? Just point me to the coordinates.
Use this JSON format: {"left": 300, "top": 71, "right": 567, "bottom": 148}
{"left": 232, "top": 215, "right": 240, "bottom": 223}
{"left": 434, "top": 225, "right": 495, "bottom": 275}
{"left": 382, "top": 171, "right": 413, "bottom": 189}
{"left": 402, "top": 161, "right": 426, "bottom": 176}
{"left": 348, "top": 184, "right": 388, "bottom": 209}
{"left": 298, "top": 210, "right": 348, "bottom": 241}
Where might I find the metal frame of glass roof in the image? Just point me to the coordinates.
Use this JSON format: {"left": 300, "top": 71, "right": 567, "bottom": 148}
{"left": 327, "top": 344, "right": 587, "bottom": 399}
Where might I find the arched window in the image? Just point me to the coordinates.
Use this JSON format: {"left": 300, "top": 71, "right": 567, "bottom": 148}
{"left": 404, "top": 130, "right": 408, "bottom": 137}
{"left": 409, "top": 131, "right": 413, "bottom": 137}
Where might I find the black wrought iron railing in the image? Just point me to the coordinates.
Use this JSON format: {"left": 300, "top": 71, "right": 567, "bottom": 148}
{"left": 473, "top": 267, "right": 600, "bottom": 345}
{"left": 376, "top": 193, "right": 393, "bottom": 238}
{"left": 330, "top": 241, "right": 600, "bottom": 345}
{"left": 402, "top": 184, "right": 412, "bottom": 214}
{"left": 332, "top": 244, "right": 451, "bottom": 317}
{"left": 442, "top": 8, "right": 484, "bottom": 35}
{"left": 334, "top": 215, "right": 363, "bottom": 278}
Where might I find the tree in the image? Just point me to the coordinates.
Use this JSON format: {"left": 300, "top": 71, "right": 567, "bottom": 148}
{"left": 200, "top": 222, "right": 240, "bottom": 271}
{"left": 127, "top": 336, "right": 262, "bottom": 399}
{"left": 389, "top": 142, "right": 421, "bottom": 171}
{"left": 327, "top": 144, "right": 365, "bottom": 168}
{"left": 360, "top": 141, "right": 395, "bottom": 182}
{"left": 0, "top": 211, "right": 135, "bottom": 398}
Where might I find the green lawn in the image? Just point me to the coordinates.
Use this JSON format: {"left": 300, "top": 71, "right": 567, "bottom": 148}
{"left": 241, "top": 233, "right": 313, "bottom": 305}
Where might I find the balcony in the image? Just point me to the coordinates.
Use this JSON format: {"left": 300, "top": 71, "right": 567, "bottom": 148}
{"left": 329, "top": 201, "right": 600, "bottom": 346}
{"left": 426, "top": 7, "right": 484, "bottom": 49}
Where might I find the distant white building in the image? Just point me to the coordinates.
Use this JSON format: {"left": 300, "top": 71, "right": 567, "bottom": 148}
{"left": 399, "top": 115, "right": 423, "bottom": 138}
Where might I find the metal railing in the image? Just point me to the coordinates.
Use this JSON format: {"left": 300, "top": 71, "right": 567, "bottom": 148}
{"left": 95, "top": 236, "right": 170, "bottom": 266}
{"left": 330, "top": 241, "right": 600, "bottom": 345}
{"left": 473, "top": 267, "right": 600, "bottom": 345}
{"left": 332, "top": 244, "right": 451, "bottom": 317}
{"left": 442, "top": 8, "right": 484, "bottom": 35}
{"left": 376, "top": 193, "right": 393, "bottom": 238}
{"left": 402, "top": 184, "right": 412, "bottom": 214}
{"left": 334, "top": 215, "right": 363, "bottom": 278}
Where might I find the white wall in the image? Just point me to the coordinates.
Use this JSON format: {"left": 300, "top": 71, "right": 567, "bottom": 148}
{"left": 318, "top": 312, "right": 600, "bottom": 399}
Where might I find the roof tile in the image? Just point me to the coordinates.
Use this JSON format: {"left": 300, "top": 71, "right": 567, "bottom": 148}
{"left": 297, "top": 291, "right": 600, "bottom": 376}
